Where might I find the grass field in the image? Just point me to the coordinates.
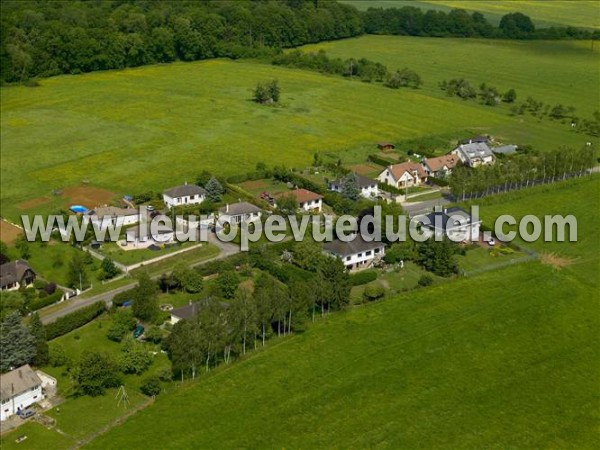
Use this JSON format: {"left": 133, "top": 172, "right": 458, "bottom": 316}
{"left": 79, "top": 176, "right": 599, "bottom": 449}
{"left": 341, "top": 0, "right": 600, "bottom": 29}
{"left": 2, "top": 36, "right": 598, "bottom": 222}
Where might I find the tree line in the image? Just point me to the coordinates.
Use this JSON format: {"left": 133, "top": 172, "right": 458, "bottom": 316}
{"left": 3, "top": 1, "right": 598, "bottom": 84}
{"left": 273, "top": 50, "right": 422, "bottom": 88}
{"left": 1, "top": 0, "right": 363, "bottom": 83}
{"left": 448, "top": 146, "right": 597, "bottom": 200}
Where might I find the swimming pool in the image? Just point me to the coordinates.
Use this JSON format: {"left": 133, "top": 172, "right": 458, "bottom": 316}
{"left": 70, "top": 205, "right": 88, "bottom": 213}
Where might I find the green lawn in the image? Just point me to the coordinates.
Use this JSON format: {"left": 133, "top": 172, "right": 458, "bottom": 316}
{"left": 341, "top": 0, "right": 600, "bottom": 29}
{"left": 3, "top": 37, "right": 598, "bottom": 222}
{"left": 83, "top": 176, "right": 599, "bottom": 449}
{"left": 96, "top": 241, "right": 199, "bottom": 266}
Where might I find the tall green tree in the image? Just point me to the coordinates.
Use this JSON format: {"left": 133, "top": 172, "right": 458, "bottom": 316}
{"left": 67, "top": 252, "right": 88, "bottom": 290}
{"left": 30, "top": 312, "right": 49, "bottom": 366}
{"left": 132, "top": 272, "right": 159, "bottom": 323}
{"left": 205, "top": 176, "right": 224, "bottom": 202}
{"left": 74, "top": 350, "right": 121, "bottom": 396}
{"left": 0, "top": 311, "right": 36, "bottom": 372}
{"left": 340, "top": 172, "right": 360, "bottom": 201}
{"left": 230, "top": 286, "right": 258, "bottom": 354}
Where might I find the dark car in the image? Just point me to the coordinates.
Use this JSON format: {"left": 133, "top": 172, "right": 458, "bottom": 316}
{"left": 133, "top": 324, "right": 145, "bottom": 338}
{"left": 19, "top": 409, "right": 35, "bottom": 419}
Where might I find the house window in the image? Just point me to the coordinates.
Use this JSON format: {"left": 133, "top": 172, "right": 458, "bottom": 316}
{"left": 366, "top": 251, "right": 372, "bottom": 256}
{"left": 345, "top": 256, "right": 351, "bottom": 261}
{"left": 358, "top": 253, "right": 362, "bottom": 257}
{"left": 375, "top": 248, "right": 380, "bottom": 254}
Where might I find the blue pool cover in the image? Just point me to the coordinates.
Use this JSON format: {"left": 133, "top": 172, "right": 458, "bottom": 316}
{"left": 70, "top": 205, "right": 88, "bottom": 213}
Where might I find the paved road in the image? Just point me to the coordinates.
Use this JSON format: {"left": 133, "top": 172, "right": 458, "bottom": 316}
{"left": 402, "top": 196, "right": 451, "bottom": 217}
{"left": 40, "top": 233, "right": 241, "bottom": 324}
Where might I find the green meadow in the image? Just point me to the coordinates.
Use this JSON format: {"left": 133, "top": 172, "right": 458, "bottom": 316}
{"left": 2, "top": 36, "right": 598, "bottom": 221}
{"left": 83, "top": 177, "right": 599, "bottom": 449}
{"left": 341, "top": 0, "right": 600, "bottom": 29}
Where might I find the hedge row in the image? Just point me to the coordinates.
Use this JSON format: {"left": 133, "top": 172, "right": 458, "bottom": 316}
{"left": 274, "top": 172, "right": 325, "bottom": 195}
{"left": 350, "top": 270, "right": 378, "bottom": 286}
{"left": 378, "top": 183, "right": 403, "bottom": 195}
{"left": 28, "top": 291, "right": 63, "bottom": 311}
{"left": 225, "top": 183, "right": 269, "bottom": 209}
{"left": 46, "top": 301, "right": 107, "bottom": 340}
{"left": 428, "top": 176, "right": 449, "bottom": 187}
{"left": 252, "top": 258, "right": 315, "bottom": 283}
{"left": 368, "top": 154, "right": 395, "bottom": 167}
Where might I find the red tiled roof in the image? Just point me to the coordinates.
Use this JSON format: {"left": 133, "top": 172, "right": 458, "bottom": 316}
{"left": 424, "top": 154, "right": 459, "bottom": 172}
{"left": 387, "top": 162, "right": 426, "bottom": 181}
{"left": 277, "top": 188, "right": 323, "bottom": 204}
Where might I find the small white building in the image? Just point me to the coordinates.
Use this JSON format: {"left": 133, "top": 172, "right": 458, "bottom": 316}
{"left": 422, "top": 207, "right": 481, "bottom": 242}
{"left": 218, "top": 202, "right": 262, "bottom": 225}
{"left": 163, "top": 183, "right": 207, "bottom": 209}
{"left": 87, "top": 207, "right": 139, "bottom": 230}
{"left": 377, "top": 162, "right": 427, "bottom": 189}
{"left": 276, "top": 188, "right": 323, "bottom": 213}
{"left": 329, "top": 174, "right": 379, "bottom": 199}
{"left": 323, "top": 235, "right": 385, "bottom": 271}
{"left": 1, "top": 365, "right": 43, "bottom": 421}
{"left": 451, "top": 142, "right": 495, "bottom": 168}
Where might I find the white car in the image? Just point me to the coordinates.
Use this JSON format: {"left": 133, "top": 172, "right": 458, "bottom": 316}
{"left": 488, "top": 238, "right": 496, "bottom": 246}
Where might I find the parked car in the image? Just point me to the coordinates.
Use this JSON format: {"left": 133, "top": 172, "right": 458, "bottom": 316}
{"left": 488, "top": 238, "right": 496, "bottom": 246}
{"left": 133, "top": 324, "right": 145, "bottom": 338}
{"left": 19, "top": 409, "right": 35, "bottom": 419}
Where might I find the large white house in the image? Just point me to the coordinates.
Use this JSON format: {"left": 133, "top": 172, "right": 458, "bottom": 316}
{"left": 163, "top": 183, "right": 207, "bottom": 209}
{"left": 0, "top": 260, "right": 36, "bottom": 291}
{"left": 323, "top": 235, "right": 385, "bottom": 271}
{"left": 218, "top": 202, "right": 262, "bottom": 225}
{"left": 1, "top": 365, "right": 43, "bottom": 421}
{"left": 86, "top": 206, "right": 139, "bottom": 230}
{"left": 451, "top": 142, "right": 495, "bottom": 167}
{"left": 276, "top": 188, "right": 323, "bottom": 213}
{"left": 329, "top": 174, "right": 379, "bottom": 199}
{"left": 377, "top": 162, "right": 427, "bottom": 189}
{"left": 421, "top": 207, "right": 481, "bottom": 242}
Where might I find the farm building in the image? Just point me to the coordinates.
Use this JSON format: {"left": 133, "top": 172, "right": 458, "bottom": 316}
{"left": 422, "top": 207, "right": 481, "bottom": 242}
{"left": 329, "top": 174, "right": 379, "bottom": 199}
{"left": 377, "top": 162, "right": 427, "bottom": 189}
{"left": 0, "top": 260, "right": 36, "bottom": 291}
{"left": 451, "top": 142, "right": 495, "bottom": 168}
{"left": 276, "top": 189, "right": 323, "bottom": 213}
{"left": 218, "top": 202, "right": 262, "bottom": 225}
{"left": 323, "top": 235, "right": 385, "bottom": 271}
{"left": 86, "top": 206, "right": 139, "bottom": 230}
{"left": 377, "top": 142, "right": 395, "bottom": 151}
{"left": 163, "top": 183, "right": 207, "bottom": 209}
{"left": 422, "top": 154, "right": 460, "bottom": 178}
{"left": 0, "top": 365, "right": 43, "bottom": 421}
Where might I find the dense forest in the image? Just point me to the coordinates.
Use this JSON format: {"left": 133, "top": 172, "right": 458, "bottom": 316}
{"left": 1, "top": 0, "right": 598, "bottom": 83}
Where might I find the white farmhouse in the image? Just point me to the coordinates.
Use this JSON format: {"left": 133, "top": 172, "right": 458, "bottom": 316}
{"left": 451, "top": 142, "right": 495, "bottom": 167}
{"left": 323, "top": 235, "right": 385, "bottom": 271}
{"left": 421, "top": 207, "right": 481, "bottom": 242}
{"left": 163, "top": 183, "right": 207, "bottom": 209}
{"left": 1, "top": 365, "right": 43, "bottom": 421}
{"left": 329, "top": 174, "right": 379, "bottom": 199}
{"left": 218, "top": 202, "right": 262, "bottom": 225}
{"left": 377, "top": 162, "right": 427, "bottom": 189}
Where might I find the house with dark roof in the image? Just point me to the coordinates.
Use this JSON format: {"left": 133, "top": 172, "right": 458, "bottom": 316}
{"left": 323, "top": 235, "right": 385, "bottom": 271}
{"left": 377, "top": 162, "right": 427, "bottom": 189}
{"left": 275, "top": 189, "right": 323, "bottom": 213}
{"left": 0, "top": 260, "right": 36, "bottom": 291}
{"left": 0, "top": 364, "right": 43, "bottom": 421}
{"left": 422, "top": 154, "right": 460, "bottom": 178}
{"left": 422, "top": 207, "right": 481, "bottom": 242}
{"left": 170, "top": 299, "right": 229, "bottom": 324}
{"left": 163, "top": 183, "right": 207, "bottom": 209}
{"left": 218, "top": 202, "right": 262, "bottom": 225}
{"left": 451, "top": 142, "right": 495, "bottom": 168}
{"left": 329, "top": 174, "right": 379, "bottom": 199}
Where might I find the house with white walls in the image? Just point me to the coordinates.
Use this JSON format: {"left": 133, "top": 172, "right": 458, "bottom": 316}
{"left": 329, "top": 174, "right": 379, "bottom": 199}
{"left": 377, "top": 162, "right": 427, "bottom": 189}
{"left": 218, "top": 202, "right": 262, "bottom": 225}
{"left": 323, "top": 235, "right": 385, "bottom": 271}
{"left": 1, "top": 365, "right": 43, "bottom": 421}
{"left": 422, "top": 207, "right": 481, "bottom": 242}
{"left": 163, "top": 183, "right": 207, "bottom": 209}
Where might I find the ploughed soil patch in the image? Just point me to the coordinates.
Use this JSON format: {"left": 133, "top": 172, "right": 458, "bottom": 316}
{"left": 540, "top": 252, "right": 577, "bottom": 270}
{"left": 349, "top": 163, "right": 382, "bottom": 176}
{"left": 239, "top": 180, "right": 268, "bottom": 190}
{"left": 17, "top": 196, "right": 52, "bottom": 210}
{"left": 0, "top": 220, "right": 22, "bottom": 244}
{"left": 61, "top": 185, "right": 118, "bottom": 209}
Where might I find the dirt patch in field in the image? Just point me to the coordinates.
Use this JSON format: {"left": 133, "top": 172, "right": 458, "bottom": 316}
{"left": 349, "top": 163, "right": 382, "bottom": 175}
{"left": 61, "top": 185, "right": 118, "bottom": 209}
{"left": 0, "top": 220, "right": 23, "bottom": 244}
{"left": 540, "top": 252, "right": 577, "bottom": 270}
{"left": 17, "top": 196, "right": 52, "bottom": 210}
{"left": 239, "top": 180, "right": 268, "bottom": 190}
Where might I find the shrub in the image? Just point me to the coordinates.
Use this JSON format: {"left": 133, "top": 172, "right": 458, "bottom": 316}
{"left": 363, "top": 283, "right": 386, "bottom": 302}
{"left": 33, "top": 280, "right": 48, "bottom": 290}
{"left": 49, "top": 343, "right": 70, "bottom": 367}
{"left": 28, "top": 291, "right": 63, "bottom": 311}
{"left": 106, "top": 309, "right": 136, "bottom": 342}
{"left": 46, "top": 301, "right": 106, "bottom": 340}
{"left": 428, "top": 176, "right": 449, "bottom": 187}
{"left": 140, "top": 376, "right": 162, "bottom": 397}
{"left": 112, "top": 289, "right": 135, "bottom": 307}
{"left": 350, "top": 270, "right": 378, "bottom": 286}
{"left": 144, "top": 325, "right": 163, "bottom": 344}
{"left": 418, "top": 274, "right": 434, "bottom": 287}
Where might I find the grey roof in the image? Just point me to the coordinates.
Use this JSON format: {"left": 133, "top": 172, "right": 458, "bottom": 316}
{"left": 0, "top": 260, "right": 35, "bottom": 289}
{"left": 423, "top": 207, "right": 480, "bottom": 231}
{"left": 460, "top": 135, "right": 489, "bottom": 145}
{"left": 164, "top": 184, "right": 206, "bottom": 198}
{"left": 323, "top": 235, "right": 384, "bottom": 257}
{"left": 219, "top": 202, "right": 262, "bottom": 216}
{"left": 330, "top": 174, "right": 378, "bottom": 189}
{"left": 492, "top": 145, "right": 518, "bottom": 155}
{"left": 0, "top": 365, "right": 42, "bottom": 402}
{"left": 171, "top": 299, "right": 229, "bottom": 321}
{"left": 454, "top": 142, "right": 494, "bottom": 163}
{"left": 87, "top": 206, "right": 138, "bottom": 218}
